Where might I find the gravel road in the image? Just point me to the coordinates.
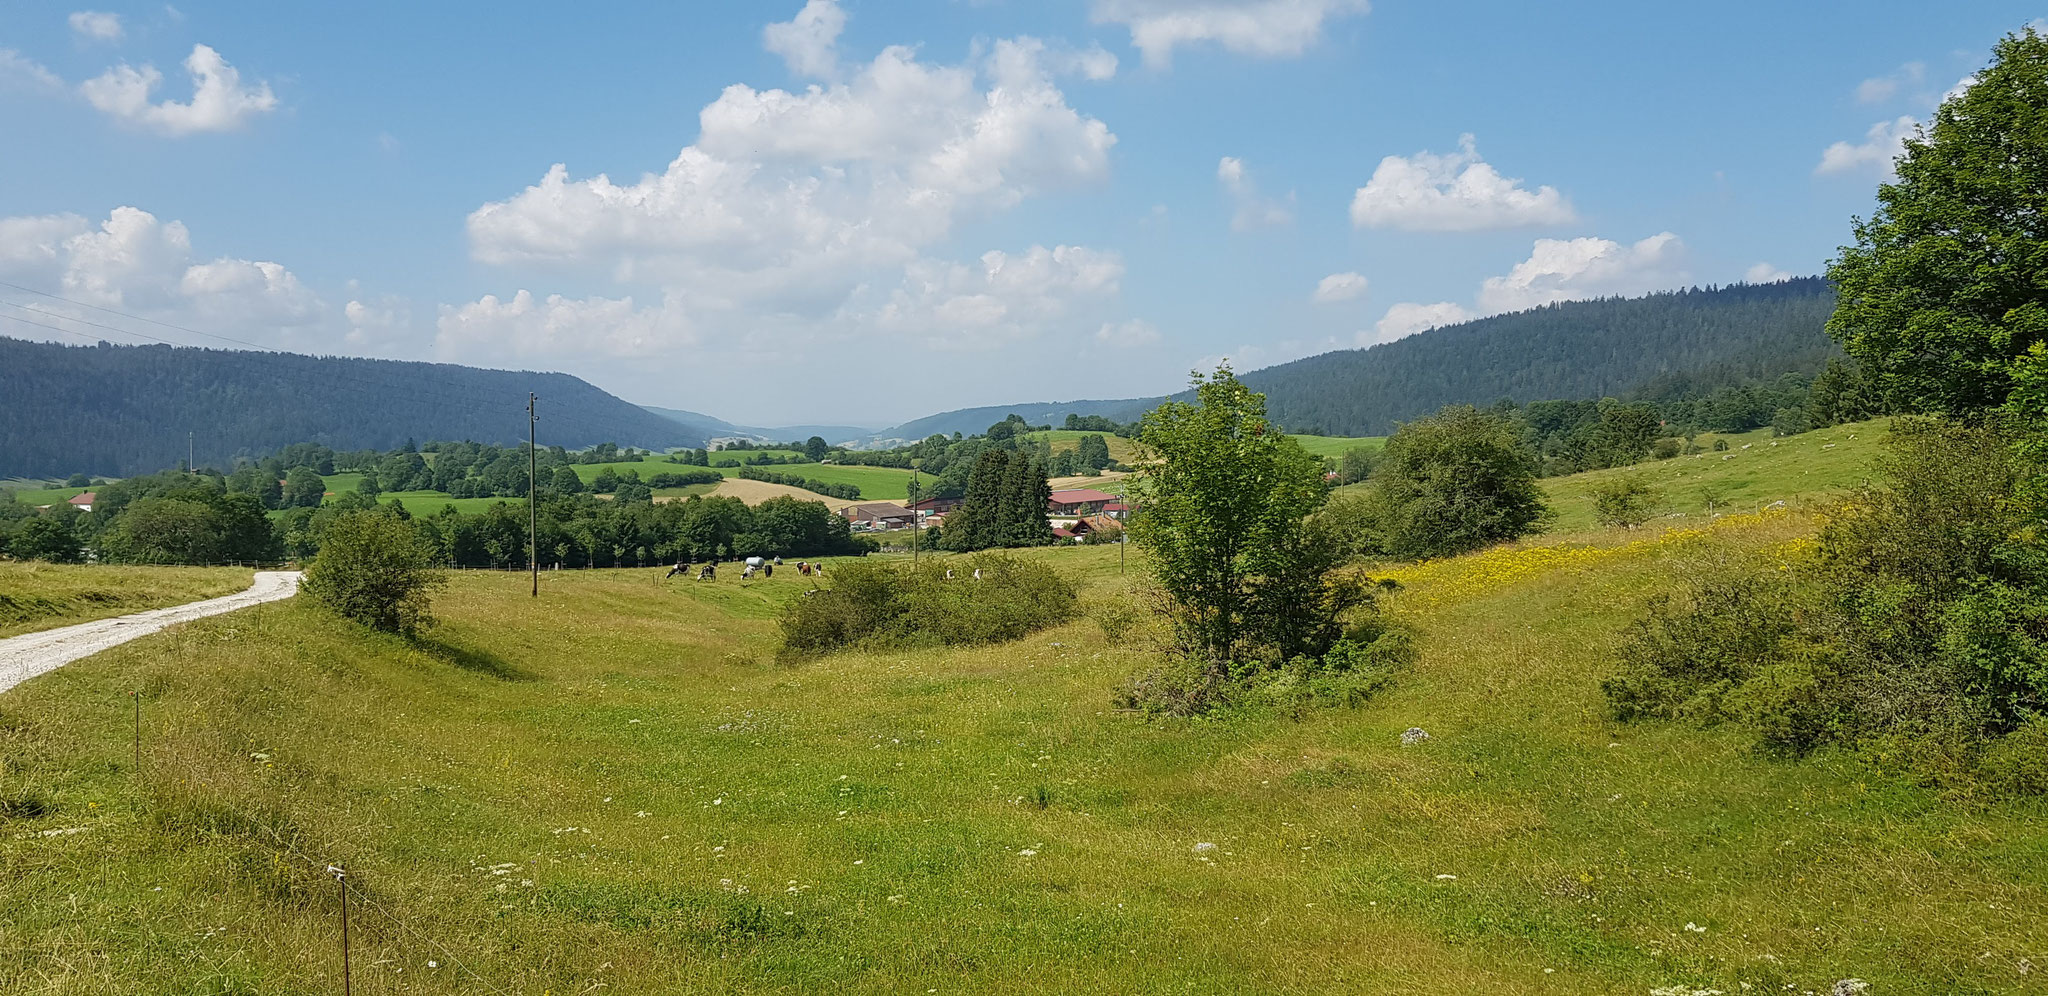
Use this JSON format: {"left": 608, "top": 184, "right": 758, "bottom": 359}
{"left": 0, "top": 571, "right": 302, "bottom": 694}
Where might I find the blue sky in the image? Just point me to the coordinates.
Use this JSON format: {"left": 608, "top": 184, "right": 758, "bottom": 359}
{"left": 0, "top": 1, "right": 2038, "bottom": 427}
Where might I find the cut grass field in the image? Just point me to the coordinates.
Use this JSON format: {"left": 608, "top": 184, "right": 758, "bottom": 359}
{"left": 1024, "top": 430, "right": 1145, "bottom": 465}
{"left": 4, "top": 452, "right": 2044, "bottom": 992}
{"left": 1291, "top": 434, "right": 1386, "bottom": 460}
{"left": 0, "top": 562, "right": 253, "bottom": 638}
{"left": 3, "top": 485, "right": 88, "bottom": 507}
{"left": 565, "top": 456, "right": 916, "bottom": 501}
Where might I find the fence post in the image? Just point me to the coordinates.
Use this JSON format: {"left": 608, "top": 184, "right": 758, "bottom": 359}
{"left": 329, "top": 864, "right": 351, "bottom": 995}
{"left": 131, "top": 691, "right": 140, "bottom": 777}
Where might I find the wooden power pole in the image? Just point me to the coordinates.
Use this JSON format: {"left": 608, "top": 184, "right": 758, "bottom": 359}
{"left": 527, "top": 393, "right": 539, "bottom": 598}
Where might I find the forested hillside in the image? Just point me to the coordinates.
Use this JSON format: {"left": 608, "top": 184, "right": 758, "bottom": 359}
{"left": 0, "top": 338, "right": 702, "bottom": 477}
{"left": 887, "top": 279, "right": 1838, "bottom": 439}
{"left": 1247, "top": 278, "right": 1838, "bottom": 434}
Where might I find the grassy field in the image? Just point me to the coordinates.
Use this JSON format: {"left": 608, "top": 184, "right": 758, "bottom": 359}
{"left": 3, "top": 485, "right": 88, "bottom": 507}
{"left": 0, "top": 562, "right": 253, "bottom": 638}
{"left": 1024, "top": 430, "right": 1145, "bottom": 465}
{"left": 1535, "top": 419, "right": 1887, "bottom": 533}
{"left": 1291, "top": 434, "right": 1386, "bottom": 460}
{"left": 563, "top": 456, "right": 915, "bottom": 501}
{"left": 3, "top": 464, "right": 2044, "bottom": 992}
{"left": 1331, "top": 419, "right": 1890, "bottom": 536}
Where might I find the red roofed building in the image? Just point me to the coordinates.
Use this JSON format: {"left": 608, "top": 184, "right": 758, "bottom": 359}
{"left": 1046, "top": 488, "right": 1117, "bottom": 517}
{"left": 67, "top": 492, "right": 97, "bottom": 513}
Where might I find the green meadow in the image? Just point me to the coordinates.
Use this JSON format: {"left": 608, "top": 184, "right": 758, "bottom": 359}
{"left": 2, "top": 420, "right": 2041, "bottom": 993}
{"left": 1024, "top": 430, "right": 1146, "bottom": 465}
{"left": 0, "top": 562, "right": 252, "bottom": 638}
{"left": 1290, "top": 434, "right": 1386, "bottom": 460}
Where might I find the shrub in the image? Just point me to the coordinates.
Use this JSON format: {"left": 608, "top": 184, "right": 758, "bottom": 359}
{"left": 1979, "top": 717, "right": 2048, "bottom": 795}
{"left": 1605, "top": 418, "right": 2048, "bottom": 785}
{"left": 1354, "top": 405, "right": 1549, "bottom": 560}
{"left": 1650, "top": 437, "right": 1682, "bottom": 460}
{"left": 777, "top": 553, "right": 1074, "bottom": 657}
{"left": 1591, "top": 473, "right": 1662, "bottom": 528}
{"left": 302, "top": 509, "right": 447, "bottom": 635}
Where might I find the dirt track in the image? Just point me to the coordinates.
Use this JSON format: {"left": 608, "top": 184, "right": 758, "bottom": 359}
{"left": 0, "top": 571, "right": 301, "bottom": 694}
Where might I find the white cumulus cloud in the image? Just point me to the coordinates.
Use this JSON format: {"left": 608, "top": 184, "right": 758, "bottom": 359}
{"left": 1366, "top": 301, "right": 1470, "bottom": 344}
{"left": 1350, "top": 134, "right": 1574, "bottom": 231}
{"left": 80, "top": 43, "right": 278, "bottom": 135}
{"left": 1091, "top": 0, "right": 1370, "bottom": 68}
{"left": 1815, "top": 115, "right": 1920, "bottom": 176}
{"left": 1745, "top": 262, "right": 1793, "bottom": 283}
{"left": 435, "top": 290, "right": 694, "bottom": 361}
{"left": 0, "top": 49, "right": 65, "bottom": 93}
{"left": 1476, "top": 232, "right": 1687, "bottom": 314}
{"left": 1855, "top": 61, "right": 1924, "bottom": 104}
{"left": 0, "top": 206, "right": 323, "bottom": 343}
{"left": 1216, "top": 156, "right": 1293, "bottom": 231}
{"left": 763, "top": 0, "right": 846, "bottom": 79}
{"left": 68, "top": 11, "right": 124, "bottom": 42}
{"left": 1313, "top": 271, "right": 1368, "bottom": 304}
{"left": 867, "top": 245, "right": 1124, "bottom": 349}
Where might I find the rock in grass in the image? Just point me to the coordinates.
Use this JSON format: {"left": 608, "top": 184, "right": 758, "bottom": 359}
{"left": 1400, "top": 727, "right": 1430, "bottom": 746}
{"left": 1830, "top": 982, "right": 1870, "bottom": 996}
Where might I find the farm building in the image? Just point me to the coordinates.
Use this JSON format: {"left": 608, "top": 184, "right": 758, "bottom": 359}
{"left": 1046, "top": 488, "right": 1117, "bottom": 517}
{"left": 909, "top": 495, "right": 963, "bottom": 516}
{"left": 841, "top": 501, "right": 914, "bottom": 530}
{"left": 67, "top": 492, "right": 96, "bottom": 513}
{"left": 1069, "top": 514, "right": 1122, "bottom": 539}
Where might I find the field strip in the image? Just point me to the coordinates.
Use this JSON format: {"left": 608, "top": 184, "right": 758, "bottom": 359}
{"left": 0, "top": 571, "right": 302, "bottom": 694}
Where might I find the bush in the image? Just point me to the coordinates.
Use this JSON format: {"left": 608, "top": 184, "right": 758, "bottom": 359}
{"left": 1650, "top": 437, "right": 1682, "bottom": 460}
{"left": 1353, "top": 405, "right": 1549, "bottom": 560}
{"left": 1979, "top": 717, "right": 2048, "bottom": 795}
{"left": 1604, "top": 418, "right": 2048, "bottom": 784}
{"left": 1591, "top": 473, "right": 1662, "bottom": 528}
{"left": 8, "top": 516, "right": 81, "bottom": 563}
{"left": 302, "top": 510, "right": 447, "bottom": 635}
{"left": 778, "top": 553, "right": 1075, "bottom": 657}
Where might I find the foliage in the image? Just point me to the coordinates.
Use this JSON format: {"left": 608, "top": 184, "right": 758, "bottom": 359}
{"left": 1130, "top": 367, "right": 1374, "bottom": 684}
{"left": 6, "top": 517, "right": 81, "bottom": 563}
{"left": 1825, "top": 28, "right": 2048, "bottom": 415}
{"left": 1590, "top": 473, "right": 1662, "bottom": 529}
{"left": 0, "top": 337, "right": 704, "bottom": 478}
{"left": 777, "top": 552, "right": 1075, "bottom": 657}
{"left": 736, "top": 466, "right": 862, "bottom": 501}
{"left": 941, "top": 450, "right": 1055, "bottom": 551}
{"left": 1353, "top": 405, "right": 1550, "bottom": 559}
{"left": 1336, "top": 446, "right": 1378, "bottom": 485}
{"left": 1604, "top": 419, "right": 2048, "bottom": 784}
{"left": 301, "top": 509, "right": 448, "bottom": 635}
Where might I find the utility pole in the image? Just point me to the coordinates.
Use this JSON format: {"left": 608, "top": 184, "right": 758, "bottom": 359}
{"left": 527, "top": 393, "right": 539, "bottom": 598}
{"left": 187, "top": 431, "right": 194, "bottom": 472}
{"left": 1118, "top": 486, "right": 1125, "bottom": 575}
{"left": 910, "top": 466, "right": 919, "bottom": 567}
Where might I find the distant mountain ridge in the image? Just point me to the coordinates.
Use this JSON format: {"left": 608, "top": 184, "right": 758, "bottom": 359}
{"left": 877, "top": 278, "right": 1839, "bottom": 439}
{"left": 640, "top": 406, "right": 875, "bottom": 446}
{"left": 0, "top": 338, "right": 709, "bottom": 477}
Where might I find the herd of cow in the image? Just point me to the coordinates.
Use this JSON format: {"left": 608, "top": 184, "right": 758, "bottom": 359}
{"left": 663, "top": 555, "right": 827, "bottom": 582}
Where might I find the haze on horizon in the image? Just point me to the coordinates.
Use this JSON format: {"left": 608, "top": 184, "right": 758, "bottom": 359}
{"left": 0, "top": 1, "right": 2037, "bottom": 426}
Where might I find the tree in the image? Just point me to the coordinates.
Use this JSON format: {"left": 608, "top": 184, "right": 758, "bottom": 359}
{"left": 1076, "top": 434, "right": 1112, "bottom": 471}
{"left": 592, "top": 467, "right": 620, "bottom": 494}
{"left": 1338, "top": 446, "right": 1379, "bottom": 485}
{"left": 9, "top": 516, "right": 81, "bottom": 562}
{"left": 302, "top": 509, "right": 448, "bottom": 635}
{"left": 1827, "top": 27, "right": 2048, "bottom": 415}
{"left": 803, "top": 436, "right": 830, "bottom": 461}
{"left": 284, "top": 466, "right": 325, "bottom": 508}
{"left": 552, "top": 465, "right": 585, "bottom": 494}
{"left": 1131, "top": 366, "right": 1363, "bottom": 674}
{"left": 64, "top": 473, "right": 91, "bottom": 488}
{"left": 1360, "top": 406, "right": 1549, "bottom": 560}
{"left": 943, "top": 449, "right": 1053, "bottom": 551}
{"left": 1591, "top": 474, "right": 1662, "bottom": 528}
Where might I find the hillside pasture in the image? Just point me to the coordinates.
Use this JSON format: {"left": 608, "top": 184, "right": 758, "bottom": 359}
{"left": 4, "top": 485, "right": 88, "bottom": 507}
{"left": 1291, "top": 434, "right": 1386, "bottom": 459}
{"left": 702, "top": 477, "right": 858, "bottom": 511}
{"left": 1, "top": 512, "right": 2041, "bottom": 993}
{"left": 0, "top": 562, "right": 253, "bottom": 638}
{"left": 1023, "top": 430, "right": 1144, "bottom": 465}
{"left": 1536, "top": 419, "right": 1885, "bottom": 533}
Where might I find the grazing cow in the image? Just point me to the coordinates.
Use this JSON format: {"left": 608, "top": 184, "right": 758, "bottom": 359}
{"left": 665, "top": 561, "right": 690, "bottom": 579}
{"left": 944, "top": 569, "right": 955, "bottom": 580}
{"left": 764, "top": 564, "right": 774, "bottom": 578}
{"left": 742, "top": 564, "right": 757, "bottom": 579}
{"left": 696, "top": 564, "right": 716, "bottom": 581}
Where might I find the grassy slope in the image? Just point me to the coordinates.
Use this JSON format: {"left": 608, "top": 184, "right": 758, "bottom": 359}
{"left": 1291, "top": 434, "right": 1386, "bottom": 460}
{"left": 0, "top": 563, "right": 253, "bottom": 638}
{"left": 568, "top": 456, "right": 915, "bottom": 502}
{"left": 5, "top": 485, "right": 88, "bottom": 507}
{"left": 1537, "top": 420, "right": 1887, "bottom": 534}
{"left": 4, "top": 504, "right": 2043, "bottom": 992}
{"left": 1024, "top": 430, "right": 1145, "bottom": 465}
